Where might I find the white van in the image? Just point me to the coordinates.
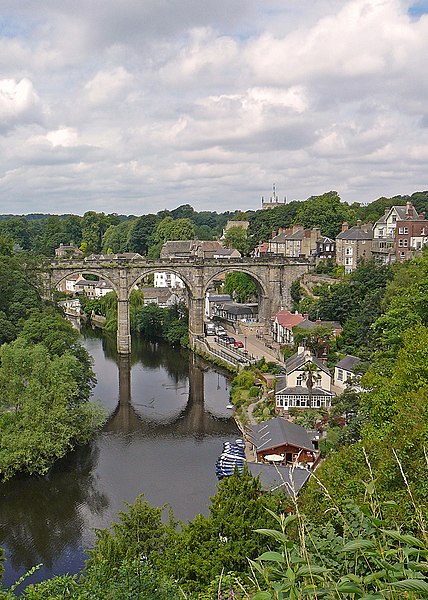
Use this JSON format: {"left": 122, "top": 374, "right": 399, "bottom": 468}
{"left": 205, "top": 322, "right": 216, "bottom": 336}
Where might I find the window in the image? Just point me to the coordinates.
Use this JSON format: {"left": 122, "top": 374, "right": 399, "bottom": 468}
{"left": 398, "top": 239, "right": 403, "bottom": 247}
{"left": 345, "top": 257, "right": 352, "bottom": 265}
{"left": 403, "top": 239, "right": 408, "bottom": 247}
{"left": 346, "top": 247, "right": 353, "bottom": 255}
{"left": 398, "top": 226, "right": 408, "bottom": 234}
{"left": 296, "top": 374, "right": 304, "bottom": 386}
{"left": 337, "top": 369, "right": 343, "bottom": 381}
{"left": 392, "top": 215, "right": 397, "bottom": 222}
{"left": 400, "top": 251, "right": 405, "bottom": 259}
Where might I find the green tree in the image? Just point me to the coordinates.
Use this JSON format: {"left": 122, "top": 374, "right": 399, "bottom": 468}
{"left": 0, "top": 340, "right": 105, "bottom": 480}
{"left": 224, "top": 272, "right": 258, "bottom": 303}
{"left": 292, "top": 324, "right": 333, "bottom": 357}
{"left": 134, "top": 304, "right": 165, "bottom": 339}
{"left": 293, "top": 190, "right": 351, "bottom": 238}
{"left": 127, "top": 214, "right": 159, "bottom": 255}
{"left": 223, "top": 226, "right": 250, "bottom": 255}
{"left": 102, "top": 220, "right": 134, "bottom": 253}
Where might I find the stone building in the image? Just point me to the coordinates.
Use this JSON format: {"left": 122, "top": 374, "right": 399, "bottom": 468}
{"left": 335, "top": 221, "right": 373, "bottom": 273}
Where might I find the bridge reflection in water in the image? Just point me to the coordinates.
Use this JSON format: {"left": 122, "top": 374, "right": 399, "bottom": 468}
{"left": 106, "top": 352, "right": 234, "bottom": 436}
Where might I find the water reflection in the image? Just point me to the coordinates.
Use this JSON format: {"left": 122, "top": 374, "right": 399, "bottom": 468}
{"left": 0, "top": 326, "right": 238, "bottom": 588}
{"left": 0, "top": 443, "right": 108, "bottom": 574}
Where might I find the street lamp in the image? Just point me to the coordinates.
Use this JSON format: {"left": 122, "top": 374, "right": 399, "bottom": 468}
{"left": 244, "top": 335, "right": 247, "bottom": 350}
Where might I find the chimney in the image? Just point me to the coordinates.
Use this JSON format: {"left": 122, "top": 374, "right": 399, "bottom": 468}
{"left": 341, "top": 222, "right": 349, "bottom": 232}
{"left": 419, "top": 213, "right": 425, "bottom": 219}
{"left": 356, "top": 219, "right": 362, "bottom": 228}
{"left": 406, "top": 201, "right": 413, "bottom": 219}
{"left": 272, "top": 230, "right": 276, "bottom": 239}
{"left": 297, "top": 345, "right": 305, "bottom": 355}
{"left": 292, "top": 224, "right": 303, "bottom": 233}
{"left": 279, "top": 227, "right": 284, "bottom": 234}
{"left": 385, "top": 208, "right": 390, "bottom": 217}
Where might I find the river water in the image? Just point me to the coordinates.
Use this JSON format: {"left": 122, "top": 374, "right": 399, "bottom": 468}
{"left": 0, "top": 326, "right": 238, "bottom": 589}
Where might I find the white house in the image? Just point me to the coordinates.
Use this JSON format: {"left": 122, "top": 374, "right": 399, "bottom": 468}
{"left": 275, "top": 348, "right": 334, "bottom": 413}
{"left": 334, "top": 355, "right": 362, "bottom": 391}
{"left": 272, "top": 310, "right": 305, "bottom": 344}
{"left": 140, "top": 287, "right": 179, "bottom": 308}
{"left": 154, "top": 272, "right": 185, "bottom": 289}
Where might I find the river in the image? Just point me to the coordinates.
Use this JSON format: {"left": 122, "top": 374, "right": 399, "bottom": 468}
{"left": 0, "top": 326, "right": 238, "bottom": 589}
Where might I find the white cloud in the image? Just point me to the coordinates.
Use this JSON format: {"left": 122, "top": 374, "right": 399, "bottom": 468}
{"left": 84, "top": 67, "right": 135, "bottom": 106}
{"left": 0, "top": 78, "right": 43, "bottom": 129}
{"left": 0, "top": 0, "right": 427, "bottom": 215}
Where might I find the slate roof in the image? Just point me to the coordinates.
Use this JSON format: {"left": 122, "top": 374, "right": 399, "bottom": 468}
{"left": 207, "top": 294, "right": 232, "bottom": 303}
{"left": 336, "top": 225, "right": 373, "bottom": 240}
{"left": 160, "top": 241, "right": 193, "bottom": 257}
{"left": 140, "top": 287, "right": 176, "bottom": 302}
{"left": 335, "top": 355, "right": 362, "bottom": 372}
{"left": 376, "top": 204, "right": 419, "bottom": 225}
{"left": 283, "top": 351, "right": 331, "bottom": 376}
{"left": 214, "top": 248, "right": 241, "bottom": 257}
{"left": 219, "top": 302, "right": 256, "bottom": 315}
{"left": 297, "top": 319, "right": 342, "bottom": 332}
{"left": 270, "top": 231, "right": 289, "bottom": 243}
{"left": 247, "top": 417, "right": 315, "bottom": 453}
{"left": 247, "top": 463, "right": 311, "bottom": 496}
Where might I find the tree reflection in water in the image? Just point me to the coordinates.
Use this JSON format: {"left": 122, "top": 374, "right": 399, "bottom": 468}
{"left": 0, "top": 442, "right": 108, "bottom": 574}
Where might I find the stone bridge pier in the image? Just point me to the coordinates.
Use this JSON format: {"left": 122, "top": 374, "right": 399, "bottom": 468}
{"left": 46, "top": 256, "right": 309, "bottom": 354}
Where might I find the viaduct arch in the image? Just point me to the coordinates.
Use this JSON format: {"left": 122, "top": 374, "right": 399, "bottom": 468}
{"left": 45, "top": 256, "right": 309, "bottom": 354}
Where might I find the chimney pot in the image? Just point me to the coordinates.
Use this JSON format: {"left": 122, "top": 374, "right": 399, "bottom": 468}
{"left": 341, "top": 221, "right": 349, "bottom": 232}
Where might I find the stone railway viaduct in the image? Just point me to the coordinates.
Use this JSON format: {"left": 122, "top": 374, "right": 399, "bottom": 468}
{"left": 46, "top": 256, "right": 309, "bottom": 354}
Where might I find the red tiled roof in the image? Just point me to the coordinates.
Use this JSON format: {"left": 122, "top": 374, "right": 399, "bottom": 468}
{"left": 274, "top": 310, "right": 305, "bottom": 329}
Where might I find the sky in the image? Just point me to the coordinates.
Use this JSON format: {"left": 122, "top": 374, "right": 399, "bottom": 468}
{"left": 0, "top": 0, "right": 427, "bottom": 216}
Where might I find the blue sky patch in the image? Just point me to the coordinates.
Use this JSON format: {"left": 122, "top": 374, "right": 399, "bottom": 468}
{"left": 408, "top": 0, "right": 428, "bottom": 17}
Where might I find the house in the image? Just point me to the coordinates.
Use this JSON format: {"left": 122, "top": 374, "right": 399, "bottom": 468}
{"left": 372, "top": 202, "right": 420, "bottom": 264}
{"left": 247, "top": 417, "right": 320, "bottom": 468}
{"left": 296, "top": 318, "right": 342, "bottom": 338}
{"left": 335, "top": 221, "right": 373, "bottom": 273}
{"left": 272, "top": 309, "right": 305, "bottom": 344}
{"left": 268, "top": 226, "right": 327, "bottom": 259}
{"left": 252, "top": 241, "right": 269, "bottom": 257}
{"left": 140, "top": 287, "right": 179, "bottom": 308}
{"left": 154, "top": 272, "right": 185, "bottom": 289}
{"left": 315, "top": 236, "right": 336, "bottom": 260}
{"left": 395, "top": 215, "right": 428, "bottom": 262}
{"left": 204, "top": 293, "right": 232, "bottom": 318}
{"left": 334, "top": 355, "right": 362, "bottom": 391}
{"left": 275, "top": 348, "right": 334, "bottom": 413}
{"left": 212, "top": 248, "right": 241, "bottom": 259}
{"left": 213, "top": 301, "right": 258, "bottom": 323}
{"left": 58, "top": 298, "right": 81, "bottom": 317}
{"left": 160, "top": 241, "right": 193, "bottom": 259}
{"left": 55, "top": 243, "right": 83, "bottom": 258}
{"left": 74, "top": 277, "right": 114, "bottom": 298}
{"left": 56, "top": 273, "right": 79, "bottom": 293}
{"left": 160, "top": 239, "right": 237, "bottom": 260}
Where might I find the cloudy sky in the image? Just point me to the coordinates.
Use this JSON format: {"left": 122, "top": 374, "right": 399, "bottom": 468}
{"left": 1, "top": 0, "right": 427, "bottom": 215}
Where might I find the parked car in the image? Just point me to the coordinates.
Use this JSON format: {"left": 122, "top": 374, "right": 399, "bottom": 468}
{"left": 215, "top": 326, "right": 226, "bottom": 336}
{"left": 226, "top": 337, "right": 236, "bottom": 344}
{"left": 234, "top": 340, "right": 244, "bottom": 348}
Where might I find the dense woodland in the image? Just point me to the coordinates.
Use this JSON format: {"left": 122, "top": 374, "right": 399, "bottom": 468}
{"left": 1, "top": 190, "right": 428, "bottom": 597}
